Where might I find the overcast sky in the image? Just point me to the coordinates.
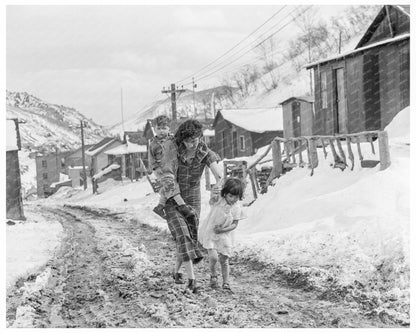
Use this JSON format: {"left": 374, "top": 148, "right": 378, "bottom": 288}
{"left": 6, "top": 5, "right": 349, "bottom": 126}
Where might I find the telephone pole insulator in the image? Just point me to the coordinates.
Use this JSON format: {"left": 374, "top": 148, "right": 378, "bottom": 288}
{"left": 161, "top": 83, "right": 186, "bottom": 122}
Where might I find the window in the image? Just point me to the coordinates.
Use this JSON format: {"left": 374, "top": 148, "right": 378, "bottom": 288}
{"left": 43, "top": 173, "right": 48, "bottom": 180}
{"left": 43, "top": 184, "right": 49, "bottom": 192}
{"left": 42, "top": 160, "right": 47, "bottom": 168}
{"left": 320, "top": 72, "right": 328, "bottom": 109}
{"left": 239, "top": 136, "right": 246, "bottom": 151}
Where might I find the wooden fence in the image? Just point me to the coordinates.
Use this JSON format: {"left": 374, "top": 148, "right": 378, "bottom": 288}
{"left": 218, "top": 130, "right": 391, "bottom": 200}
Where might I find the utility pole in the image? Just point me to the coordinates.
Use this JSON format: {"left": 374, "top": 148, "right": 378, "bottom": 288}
{"left": 192, "top": 77, "right": 197, "bottom": 117}
{"left": 80, "top": 120, "right": 87, "bottom": 190}
{"left": 162, "top": 83, "right": 186, "bottom": 122}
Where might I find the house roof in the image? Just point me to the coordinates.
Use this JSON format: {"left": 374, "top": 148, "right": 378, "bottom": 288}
{"left": 305, "top": 33, "right": 409, "bottom": 69}
{"left": 306, "top": 5, "right": 410, "bottom": 69}
{"left": 279, "top": 95, "right": 314, "bottom": 105}
{"left": 213, "top": 107, "right": 283, "bottom": 133}
{"left": 104, "top": 140, "right": 147, "bottom": 155}
{"left": 86, "top": 137, "right": 120, "bottom": 156}
{"left": 355, "top": 5, "right": 410, "bottom": 49}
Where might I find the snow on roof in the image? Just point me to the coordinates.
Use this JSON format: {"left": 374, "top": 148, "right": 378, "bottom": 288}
{"left": 104, "top": 142, "right": 147, "bottom": 155}
{"left": 279, "top": 95, "right": 314, "bottom": 105}
{"left": 92, "top": 164, "right": 120, "bottom": 180}
{"left": 86, "top": 138, "right": 118, "bottom": 156}
{"left": 6, "top": 119, "right": 18, "bottom": 151}
{"left": 306, "top": 33, "right": 410, "bottom": 69}
{"left": 203, "top": 129, "right": 215, "bottom": 137}
{"left": 218, "top": 107, "right": 283, "bottom": 133}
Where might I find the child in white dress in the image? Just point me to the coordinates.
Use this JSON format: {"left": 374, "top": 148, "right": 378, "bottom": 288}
{"left": 199, "top": 177, "right": 246, "bottom": 291}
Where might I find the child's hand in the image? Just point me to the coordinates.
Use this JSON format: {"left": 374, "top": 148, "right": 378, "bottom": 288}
{"left": 213, "top": 225, "right": 223, "bottom": 234}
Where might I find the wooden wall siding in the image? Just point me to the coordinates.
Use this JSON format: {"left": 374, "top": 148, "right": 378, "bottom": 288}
{"left": 214, "top": 113, "right": 232, "bottom": 159}
{"left": 395, "top": 7, "right": 410, "bottom": 35}
{"left": 232, "top": 126, "right": 253, "bottom": 158}
{"left": 282, "top": 101, "right": 314, "bottom": 138}
{"left": 380, "top": 44, "right": 399, "bottom": 129}
{"left": 346, "top": 55, "right": 365, "bottom": 133}
{"left": 251, "top": 131, "right": 282, "bottom": 152}
{"left": 313, "top": 70, "right": 323, "bottom": 135}
{"left": 300, "top": 102, "right": 314, "bottom": 136}
{"left": 399, "top": 41, "right": 410, "bottom": 110}
{"left": 282, "top": 104, "right": 292, "bottom": 138}
{"left": 363, "top": 52, "right": 381, "bottom": 130}
{"left": 6, "top": 151, "right": 24, "bottom": 219}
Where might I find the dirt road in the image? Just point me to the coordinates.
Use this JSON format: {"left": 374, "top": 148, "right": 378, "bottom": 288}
{"left": 6, "top": 205, "right": 398, "bottom": 328}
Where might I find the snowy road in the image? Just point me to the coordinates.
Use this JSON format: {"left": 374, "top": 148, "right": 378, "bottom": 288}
{"left": 6, "top": 204, "right": 398, "bottom": 328}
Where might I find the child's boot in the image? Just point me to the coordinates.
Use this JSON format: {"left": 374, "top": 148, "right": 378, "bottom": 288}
{"left": 153, "top": 204, "right": 167, "bottom": 219}
{"left": 186, "top": 279, "right": 201, "bottom": 294}
{"left": 209, "top": 275, "right": 218, "bottom": 289}
{"left": 172, "top": 272, "right": 185, "bottom": 284}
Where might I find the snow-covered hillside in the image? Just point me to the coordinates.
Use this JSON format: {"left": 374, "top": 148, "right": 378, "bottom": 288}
{"left": 6, "top": 91, "right": 111, "bottom": 152}
{"left": 108, "top": 86, "right": 239, "bottom": 136}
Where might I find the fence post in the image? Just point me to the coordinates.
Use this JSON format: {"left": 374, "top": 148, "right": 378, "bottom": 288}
{"left": 309, "top": 138, "right": 319, "bottom": 168}
{"left": 272, "top": 139, "right": 283, "bottom": 178}
{"left": 378, "top": 131, "right": 391, "bottom": 170}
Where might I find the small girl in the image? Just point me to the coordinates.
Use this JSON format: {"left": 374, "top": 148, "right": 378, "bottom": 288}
{"left": 199, "top": 177, "right": 246, "bottom": 291}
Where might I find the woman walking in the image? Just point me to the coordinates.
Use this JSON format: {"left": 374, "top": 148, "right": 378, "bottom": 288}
{"left": 165, "top": 119, "right": 222, "bottom": 293}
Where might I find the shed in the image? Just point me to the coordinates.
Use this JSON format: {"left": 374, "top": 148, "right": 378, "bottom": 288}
{"left": 279, "top": 96, "right": 314, "bottom": 139}
{"left": 213, "top": 107, "right": 283, "bottom": 159}
{"left": 85, "top": 137, "right": 122, "bottom": 176}
{"left": 306, "top": 5, "right": 410, "bottom": 135}
{"left": 6, "top": 118, "right": 25, "bottom": 220}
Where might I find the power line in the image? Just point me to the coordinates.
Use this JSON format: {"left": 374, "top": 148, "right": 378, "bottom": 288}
{"left": 178, "top": 6, "right": 302, "bottom": 87}
{"left": 175, "top": 6, "right": 288, "bottom": 85}
{"left": 181, "top": 6, "right": 312, "bottom": 86}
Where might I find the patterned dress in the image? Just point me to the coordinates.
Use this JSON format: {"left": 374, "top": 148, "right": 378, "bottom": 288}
{"left": 165, "top": 142, "right": 220, "bottom": 263}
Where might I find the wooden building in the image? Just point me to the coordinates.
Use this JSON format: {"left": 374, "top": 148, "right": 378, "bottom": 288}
{"left": 306, "top": 5, "right": 410, "bottom": 135}
{"left": 64, "top": 144, "right": 93, "bottom": 169}
{"left": 280, "top": 96, "right": 314, "bottom": 139}
{"left": 6, "top": 118, "right": 25, "bottom": 219}
{"left": 213, "top": 107, "right": 283, "bottom": 159}
{"left": 85, "top": 137, "right": 122, "bottom": 176}
{"left": 104, "top": 132, "right": 148, "bottom": 180}
{"left": 35, "top": 151, "right": 67, "bottom": 198}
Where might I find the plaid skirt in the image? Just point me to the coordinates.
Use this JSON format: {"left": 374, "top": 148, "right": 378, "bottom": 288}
{"left": 165, "top": 185, "right": 205, "bottom": 263}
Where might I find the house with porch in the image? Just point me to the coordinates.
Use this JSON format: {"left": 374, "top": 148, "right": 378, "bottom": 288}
{"left": 104, "top": 132, "right": 148, "bottom": 180}
{"left": 213, "top": 107, "right": 283, "bottom": 159}
{"left": 306, "top": 5, "right": 410, "bottom": 135}
{"left": 85, "top": 137, "right": 122, "bottom": 176}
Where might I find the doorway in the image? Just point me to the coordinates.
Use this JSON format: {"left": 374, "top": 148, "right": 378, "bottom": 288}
{"left": 334, "top": 67, "right": 348, "bottom": 134}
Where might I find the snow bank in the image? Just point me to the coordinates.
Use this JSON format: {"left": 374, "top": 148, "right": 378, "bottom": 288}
{"left": 6, "top": 204, "right": 63, "bottom": 290}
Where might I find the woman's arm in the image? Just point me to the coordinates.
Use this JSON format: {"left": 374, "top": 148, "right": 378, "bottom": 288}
{"left": 214, "top": 220, "right": 239, "bottom": 234}
{"left": 209, "top": 161, "right": 223, "bottom": 184}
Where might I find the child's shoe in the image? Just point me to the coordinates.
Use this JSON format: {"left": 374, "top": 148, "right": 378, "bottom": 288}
{"left": 222, "top": 282, "right": 232, "bottom": 292}
{"left": 186, "top": 279, "right": 201, "bottom": 294}
{"left": 172, "top": 272, "right": 185, "bottom": 284}
{"left": 153, "top": 204, "right": 167, "bottom": 219}
{"left": 209, "top": 275, "right": 218, "bottom": 289}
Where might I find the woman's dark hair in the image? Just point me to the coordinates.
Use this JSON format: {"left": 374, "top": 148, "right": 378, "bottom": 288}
{"left": 221, "top": 177, "right": 244, "bottom": 200}
{"left": 175, "top": 119, "right": 203, "bottom": 145}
